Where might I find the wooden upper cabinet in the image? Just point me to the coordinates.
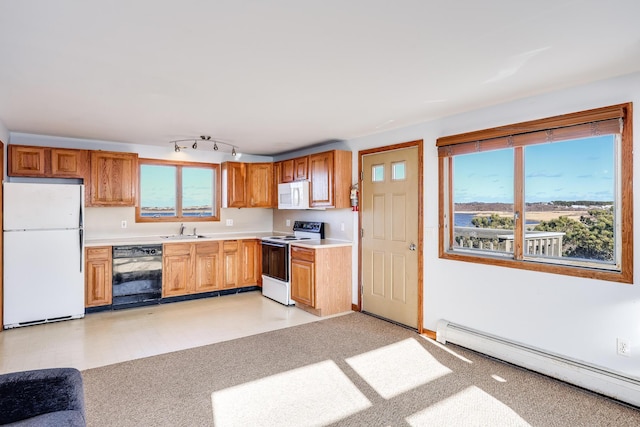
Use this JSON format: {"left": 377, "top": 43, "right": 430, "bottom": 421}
{"left": 248, "top": 162, "right": 274, "bottom": 207}
{"left": 8, "top": 145, "right": 88, "bottom": 178}
{"left": 222, "top": 162, "right": 247, "bottom": 208}
{"left": 8, "top": 145, "right": 46, "bottom": 176}
{"left": 278, "top": 156, "right": 309, "bottom": 183}
{"left": 280, "top": 156, "right": 307, "bottom": 183}
{"left": 224, "top": 162, "right": 275, "bottom": 208}
{"left": 308, "top": 150, "right": 352, "bottom": 208}
{"left": 293, "top": 156, "right": 308, "bottom": 181}
{"left": 280, "top": 159, "right": 294, "bottom": 183}
{"left": 51, "top": 148, "right": 88, "bottom": 178}
{"left": 89, "top": 151, "right": 138, "bottom": 206}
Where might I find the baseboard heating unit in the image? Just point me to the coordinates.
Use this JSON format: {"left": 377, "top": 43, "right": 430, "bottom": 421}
{"left": 436, "top": 320, "right": 640, "bottom": 408}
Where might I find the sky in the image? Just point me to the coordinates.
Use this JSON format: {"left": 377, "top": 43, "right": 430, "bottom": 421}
{"left": 140, "top": 165, "right": 214, "bottom": 208}
{"left": 453, "top": 135, "right": 615, "bottom": 204}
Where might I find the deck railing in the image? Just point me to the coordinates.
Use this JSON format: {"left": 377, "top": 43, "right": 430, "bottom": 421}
{"left": 454, "top": 227, "right": 565, "bottom": 256}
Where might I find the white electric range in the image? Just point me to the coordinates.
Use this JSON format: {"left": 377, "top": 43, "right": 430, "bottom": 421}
{"left": 261, "top": 221, "right": 324, "bottom": 305}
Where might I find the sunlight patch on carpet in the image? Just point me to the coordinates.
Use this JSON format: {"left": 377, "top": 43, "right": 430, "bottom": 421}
{"left": 211, "top": 360, "right": 371, "bottom": 427}
{"left": 346, "top": 338, "right": 452, "bottom": 399}
{"left": 406, "top": 385, "right": 531, "bottom": 426}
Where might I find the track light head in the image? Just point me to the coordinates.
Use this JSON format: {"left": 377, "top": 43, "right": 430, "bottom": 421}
{"left": 170, "top": 136, "right": 237, "bottom": 155}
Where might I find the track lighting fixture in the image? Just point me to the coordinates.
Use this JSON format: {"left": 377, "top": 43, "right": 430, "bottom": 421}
{"left": 169, "top": 135, "right": 239, "bottom": 156}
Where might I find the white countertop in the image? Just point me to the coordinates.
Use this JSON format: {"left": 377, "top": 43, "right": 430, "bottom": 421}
{"left": 85, "top": 233, "right": 352, "bottom": 248}
{"left": 290, "top": 239, "right": 353, "bottom": 249}
{"left": 85, "top": 232, "right": 275, "bottom": 247}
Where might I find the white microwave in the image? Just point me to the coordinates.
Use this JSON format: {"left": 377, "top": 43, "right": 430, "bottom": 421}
{"left": 278, "top": 181, "right": 310, "bottom": 209}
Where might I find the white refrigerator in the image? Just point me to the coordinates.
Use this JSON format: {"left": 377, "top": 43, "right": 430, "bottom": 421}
{"left": 3, "top": 182, "right": 85, "bottom": 328}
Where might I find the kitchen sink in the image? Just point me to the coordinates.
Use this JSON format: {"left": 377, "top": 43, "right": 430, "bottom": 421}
{"left": 160, "top": 234, "right": 208, "bottom": 240}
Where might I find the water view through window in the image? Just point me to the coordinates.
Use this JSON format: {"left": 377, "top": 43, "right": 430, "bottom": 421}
{"left": 140, "top": 163, "right": 215, "bottom": 219}
{"left": 452, "top": 135, "right": 617, "bottom": 264}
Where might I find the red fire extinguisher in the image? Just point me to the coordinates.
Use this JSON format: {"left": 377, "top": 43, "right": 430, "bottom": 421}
{"left": 350, "top": 183, "right": 359, "bottom": 212}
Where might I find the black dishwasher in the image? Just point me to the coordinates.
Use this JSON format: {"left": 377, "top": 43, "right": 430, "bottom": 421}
{"left": 112, "top": 245, "right": 163, "bottom": 309}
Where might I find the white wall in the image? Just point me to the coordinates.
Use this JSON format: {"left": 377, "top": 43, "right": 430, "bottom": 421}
{"left": 345, "top": 71, "right": 640, "bottom": 379}
{"left": 0, "top": 118, "right": 8, "bottom": 180}
{"left": 6, "top": 133, "right": 276, "bottom": 239}
{"left": 0, "top": 118, "right": 8, "bottom": 145}
{"left": 272, "top": 208, "right": 354, "bottom": 240}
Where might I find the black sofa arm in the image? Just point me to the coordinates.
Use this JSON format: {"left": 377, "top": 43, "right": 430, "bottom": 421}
{"left": 0, "top": 368, "right": 86, "bottom": 426}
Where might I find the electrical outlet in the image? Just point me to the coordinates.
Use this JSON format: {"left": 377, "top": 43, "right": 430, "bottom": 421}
{"left": 121, "top": 220, "right": 127, "bottom": 229}
{"left": 286, "top": 219, "right": 291, "bottom": 226}
{"left": 225, "top": 219, "right": 233, "bottom": 226}
{"left": 617, "top": 338, "right": 631, "bottom": 356}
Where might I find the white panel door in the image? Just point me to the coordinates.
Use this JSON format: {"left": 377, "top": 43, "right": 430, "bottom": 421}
{"left": 361, "top": 146, "right": 420, "bottom": 329}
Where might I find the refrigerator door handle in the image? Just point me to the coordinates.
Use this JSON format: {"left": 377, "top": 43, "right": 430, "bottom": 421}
{"left": 79, "top": 228, "right": 84, "bottom": 273}
{"left": 79, "top": 187, "right": 84, "bottom": 229}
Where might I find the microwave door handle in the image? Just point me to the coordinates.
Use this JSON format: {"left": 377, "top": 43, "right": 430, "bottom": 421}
{"left": 293, "top": 187, "right": 299, "bottom": 206}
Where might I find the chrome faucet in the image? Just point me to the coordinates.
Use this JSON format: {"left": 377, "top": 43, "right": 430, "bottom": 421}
{"left": 179, "top": 223, "right": 185, "bottom": 235}
{"left": 192, "top": 227, "right": 197, "bottom": 236}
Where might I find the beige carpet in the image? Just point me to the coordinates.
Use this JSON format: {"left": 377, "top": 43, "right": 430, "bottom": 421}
{"left": 82, "top": 312, "right": 640, "bottom": 426}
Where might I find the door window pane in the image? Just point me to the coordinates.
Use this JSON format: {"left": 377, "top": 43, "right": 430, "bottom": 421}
{"left": 392, "top": 161, "right": 406, "bottom": 180}
{"left": 372, "top": 165, "right": 384, "bottom": 182}
{"left": 453, "top": 148, "right": 514, "bottom": 254}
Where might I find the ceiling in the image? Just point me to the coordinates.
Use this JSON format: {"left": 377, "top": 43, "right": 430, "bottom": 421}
{"left": 1, "top": 1, "right": 639, "bottom": 156}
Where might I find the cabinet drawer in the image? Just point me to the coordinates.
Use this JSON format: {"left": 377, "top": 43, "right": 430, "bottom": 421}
{"left": 291, "top": 246, "right": 315, "bottom": 262}
{"left": 86, "top": 246, "right": 111, "bottom": 261}
{"left": 196, "top": 241, "right": 220, "bottom": 254}
{"left": 163, "top": 242, "right": 192, "bottom": 256}
{"left": 223, "top": 240, "right": 238, "bottom": 252}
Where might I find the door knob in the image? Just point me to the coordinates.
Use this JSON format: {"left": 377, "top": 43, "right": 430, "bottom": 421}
{"left": 409, "top": 242, "right": 416, "bottom": 251}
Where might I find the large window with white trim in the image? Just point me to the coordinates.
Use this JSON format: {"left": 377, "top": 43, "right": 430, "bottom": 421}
{"left": 437, "top": 103, "right": 633, "bottom": 283}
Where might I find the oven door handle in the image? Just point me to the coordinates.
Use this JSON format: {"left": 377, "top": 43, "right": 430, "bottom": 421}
{"left": 262, "top": 241, "right": 288, "bottom": 249}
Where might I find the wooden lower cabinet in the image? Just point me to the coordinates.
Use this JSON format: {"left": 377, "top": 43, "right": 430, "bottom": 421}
{"left": 290, "top": 245, "right": 352, "bottom": 316}
{"left": 195, "top": 242, "right": 222, "bottom": 292}
{"left": 163, "top": 239, "right": 259, "bottom": 298}
{"left": 222, "top": 240, "right": 239, "bottom": 288}
{"left": 222, "top": 239, "right": 261, "bottom": 288}
{"left": 291, "top": 255, "right": 315, "bottom": 307}
{"left": 163, "top": 243, "right": 192, "bottom": 297}
{"left": 85, "top": 246, "right": 112, "bottom": 307}
{"left": 240, "top": 239, "right": 261, "bottom": 287}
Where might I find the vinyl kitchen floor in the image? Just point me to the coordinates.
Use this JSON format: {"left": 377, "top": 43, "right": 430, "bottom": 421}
{"left": 0, "top": 291, "right": 322, "bottom": 375}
